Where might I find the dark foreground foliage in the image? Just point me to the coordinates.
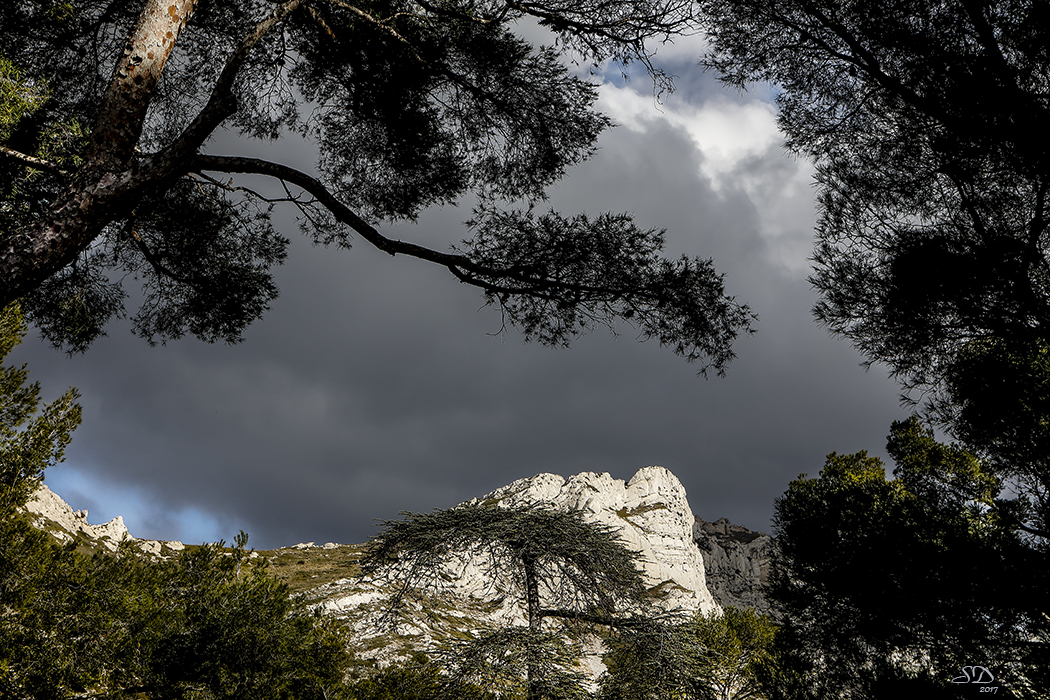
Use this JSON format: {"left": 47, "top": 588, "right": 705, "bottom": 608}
{"left": 768, "top": 418, "right": 1049, "bottom": 699}
{"left": 0, "top": 302, "right": 350, "bottom": 700}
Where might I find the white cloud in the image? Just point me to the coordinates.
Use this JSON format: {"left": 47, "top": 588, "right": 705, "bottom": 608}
{"left": 597, "top": 83, "right": 780, "bottom": 190}
{"left": 596, "top": 81, "right": 815, "bottom": 272}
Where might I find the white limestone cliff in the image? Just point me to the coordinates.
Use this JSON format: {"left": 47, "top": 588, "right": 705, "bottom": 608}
{"left": 312, "top": 466, "right": 720, "bottom": 674}
{"left": 23, "top": 483, "right": 184, "bottom": 555}
{"left": 471, "top": 466, "right": 720, "bottom": 614}
{"left": 23, "top": 470, "right": 742, "bottom": 684}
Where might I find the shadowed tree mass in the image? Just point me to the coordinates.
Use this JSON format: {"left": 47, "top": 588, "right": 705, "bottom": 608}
{"left": 765, "top": 419, "right": 1049, "bottom": 697}
{"left": 0, "top": 0, "right": 753, "bottom": 373}
{"left": 698, "top": 0, "right": 1050, "bottom": 394}
{"left": 696, "top": 3, "right": 1050, "bottom": 695}
{"left": 698, "top": 0, "right": 1050, "bottom": 600}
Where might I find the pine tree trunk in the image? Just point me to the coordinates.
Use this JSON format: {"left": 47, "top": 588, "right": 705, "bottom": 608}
{"left": 0, "top": 0, "right": 197, "bottom": 307}
{"left": 523, "top": 553, "right": 542, "bottom": 700}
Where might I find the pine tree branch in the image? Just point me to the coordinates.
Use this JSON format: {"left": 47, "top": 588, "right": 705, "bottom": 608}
{"left": 191, "top": 154, "right": 612, "bottom": 296}
{"left": 192, "top": 153, "right": 474, "bottom": 266}
{"left": 0, "top": 146, "right": 69, "bottom": 177}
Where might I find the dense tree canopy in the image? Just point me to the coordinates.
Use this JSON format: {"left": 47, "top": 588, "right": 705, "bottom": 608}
{"left": 0, "top": 0, "right": 753, "bottom": 374}
{"left": 699, "top": 0, "right": 1050, "bottom": 391}
{"left": 697, "top": 1, "right": 1050, "bottom": 586}
{"left": 767, "top": 418, "right": 1048, "bottom": 698}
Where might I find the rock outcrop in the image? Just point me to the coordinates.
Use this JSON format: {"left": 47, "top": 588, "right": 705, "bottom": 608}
{"left": 311, "top": 466, "right": 720, "bottom": 673}
{"left": 23, "top": 483, "right": 185, "bottom": 556}
{"left": 693, "top": 516, "right": 773, "bottom": 614}
{"left": 22, "top": 469, "right": 782, "bottom": 688}
{"left": 473, "top": 466, "right": 720, "bottom": 614}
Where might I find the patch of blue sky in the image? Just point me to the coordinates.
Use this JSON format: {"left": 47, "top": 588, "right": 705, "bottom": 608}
{"left": 42, "top": 463, "right": 229, "bottom": 545}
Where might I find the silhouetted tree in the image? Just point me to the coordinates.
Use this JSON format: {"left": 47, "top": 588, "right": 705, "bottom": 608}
{"left": 697, "top": 13, "right": 1050, "bottom": 681}
{"left": 697, "top": 1, "right": 1050, "bottom": 524}
{"left": 0, "top": 0, "right": 752, "bottom": 373}
{"left": 698, "top": 0, "right": 1050, "bottom": 392}
{"left": 767, "top": 418, "right": 1048, "bottom": 698}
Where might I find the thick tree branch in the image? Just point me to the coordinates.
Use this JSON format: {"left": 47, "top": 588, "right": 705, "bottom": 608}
{"left": 0, "top": 0, "right": 198, "bottom": 310}
{"left": 192, "top": 154, "right": 656, "bottom": 301}
{"left": 1, "top": 0, "right": 740, "bottom": 363}
{"left": 192, "top": 153, "right": 473, "bottom": 267}
{"left": 84, "top": 0, "right": 198, "bottom": 173}
{"left": 0, "top": 0, "right": 306, "bottom": 310}
{"left": 193, "top": 155, "right": 597, "bottom": 294}
{"left": 1026, "top": 179, "right": 1048, "bottom": 261}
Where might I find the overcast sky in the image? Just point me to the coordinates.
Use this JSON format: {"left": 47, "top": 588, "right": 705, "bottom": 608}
{"left": 14, "top": 33, "right": 906, "bottom": 550}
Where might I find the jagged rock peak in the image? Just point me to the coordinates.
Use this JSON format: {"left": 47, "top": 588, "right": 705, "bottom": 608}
{"left": 313, "top": 466, "right": 720, "bottom": 676}
{"left": 694, "top": 516, "right": 769, "bottom": 544}
{"left": 24, "top": 483, "right": 185, "bottom": 556}
{"left": 693, "top": 515, "right": 773, "bottom": 615}
{"left": 469, "top": 466, "right": 720, "bottom": 614}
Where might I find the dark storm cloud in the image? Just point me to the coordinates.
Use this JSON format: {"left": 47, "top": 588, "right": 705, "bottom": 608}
{"left": 14, "top": 67, "right": 905, "bottom": 549}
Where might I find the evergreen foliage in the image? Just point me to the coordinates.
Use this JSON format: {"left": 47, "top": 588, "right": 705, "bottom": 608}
{"left": 698, "top": 0, "right": 1050, "bottom": 395}
{"left": 362, "top": 503, "right": 656, "bottom": 700}
{"left": 0, "top": 0, "right": 752, "bottom": 373}
{"left": 600, "top": 606, "right": 776, "bottom": 700}
{"left": 0, "top": 301, "right": 351, "bottom": 700}
{"left": 697, "top": 0, "right": 1050, "bottom": 514}
{"left": 440, "top": 627, "right": 592, "bottom": 700}
{"left": 767, "top": 418, "right": 1049, "bottom": 698}
{"left": 696, "top": 7, "right": 1050, "bottom": 694}
{"left": 0, "top": 302, "right": 79, "bottom": 515}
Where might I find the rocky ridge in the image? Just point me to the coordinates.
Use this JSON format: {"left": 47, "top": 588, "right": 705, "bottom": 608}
{"left": 471, "top": 466, "right": 720, "bottom": 613}
{"left": 23, "top": 483, "right": 186, "bottom": 557}
{"left": 308, "top": 466, "right": 720, "bottom": 673}
{"left": 24, "top": 468, "right": 772, "bottom": 678}
{"left": 693, "top": 517, "right": 773, "bottom": 614}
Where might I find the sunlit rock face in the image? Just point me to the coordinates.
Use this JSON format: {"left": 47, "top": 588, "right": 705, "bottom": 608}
{"left": 24, "top": 483, "right": 185, "bottom": 556}
{"left": 24, "top": 483, "right": 131, "bottom": 550}
{"left": 25, "top": 470, "right": 736, "bottom": 683}
{"left": 693, "top": 516, "right": 773, "bottom": 614}
{"left": 312, "top": 466, "right": 720, "bottom": 672}
{"left": 472, "top": 466, "right": 720, "bottom": 614}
